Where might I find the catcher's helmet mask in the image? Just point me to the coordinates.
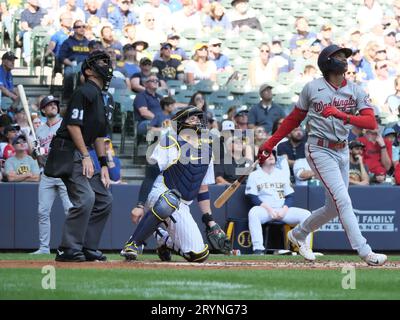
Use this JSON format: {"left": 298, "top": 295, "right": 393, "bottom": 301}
{"left": 81, "top": 50, "right": 114, "bottom": 90}
{"left": 171, "top": 106, "right": 206, "bottom": 135}
{"left": 39, "top": 95, "right": 60, "bottom": 117}
{"left": 317, "top": 45, "right": 352, "bottom": 76}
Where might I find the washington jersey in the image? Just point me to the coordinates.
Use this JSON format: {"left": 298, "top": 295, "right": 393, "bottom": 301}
{"left": 36, "top": 118, "right": 63, "bottom": 155}
{"left": 297, "top": 78, "right": 375, "bottom": 141}
{"left": 245, "top": 167, "right": 294, "bottom": 209}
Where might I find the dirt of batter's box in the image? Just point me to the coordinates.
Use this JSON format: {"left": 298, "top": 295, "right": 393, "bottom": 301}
{"left": 0, "top": 260, "right": 399, "bottom": 270}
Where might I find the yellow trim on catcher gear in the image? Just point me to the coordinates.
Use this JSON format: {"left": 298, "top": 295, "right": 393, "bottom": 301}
{"left": 163, "top": 134, "right": 181, "bottom": 170}
{"left": 191, "top": 244, "right": 209, "bottom": 262}
{"left": 161, "top": 194, "right": 178, "bottom": 210}
{"left": 159, "top": 134, "right": 179, "bottom": 149}
{"left": 151, "top": 207, "right": 165, "bottom": 221}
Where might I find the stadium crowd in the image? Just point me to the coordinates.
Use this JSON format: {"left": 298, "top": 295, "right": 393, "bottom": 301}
{"left": 0, "top": 0, "right": 400, "bottom": 186}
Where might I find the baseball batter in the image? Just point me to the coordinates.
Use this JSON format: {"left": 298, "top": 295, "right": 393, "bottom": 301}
{"left": 246, "top": 150, "right": 312, "bottom": 254}
{"left": 120, "top": 106, "right": 220, "bottom": 263}
{"left": 258, "top": 44, "right": 387, "bottom": 266}
{"left": 32, "top": 96, "right": 72, "bottom": 255}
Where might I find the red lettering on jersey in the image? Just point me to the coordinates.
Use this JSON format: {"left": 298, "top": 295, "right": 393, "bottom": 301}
{"left": 313, "top": 96, "right": 356, "bottom": 114}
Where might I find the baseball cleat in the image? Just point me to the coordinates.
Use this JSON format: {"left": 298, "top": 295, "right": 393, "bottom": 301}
{"left": 83, "top": 248, "right": 107, "bottom": 261}
{"left": 55, "top": 248, "right": 86, "bottom": 262}
{"left": 120, "top": 241, "right": 139, "bottom": 261}
{"left": 156, "top": 245, "right": 172, "bottom": 262}
{"left": 287, "top": 230, "right": 316, "bottom": 261}
{"left": 253, "top": 249, "right": 265, "bottom": 255}
{"left": 31, "top": 249, "right": 50, "bottom": 255}
{"left": 363, "top": 252, "right": 387, "bottom": 266}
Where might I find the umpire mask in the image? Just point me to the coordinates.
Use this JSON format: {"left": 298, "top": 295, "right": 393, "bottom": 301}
{"left": 82, "top": 50, "right": 114, "bottom": 90}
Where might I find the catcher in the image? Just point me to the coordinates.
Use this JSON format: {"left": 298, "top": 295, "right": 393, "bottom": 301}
{"left": 120, "top": 106, "right": 231, "bottom": 262}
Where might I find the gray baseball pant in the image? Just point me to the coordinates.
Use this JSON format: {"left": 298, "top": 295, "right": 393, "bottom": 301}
{"left": 38, "top": 174, "right": 72, "bottom": 251}
{"left": 60, "top": 151, "right": 113, "bottom": 251}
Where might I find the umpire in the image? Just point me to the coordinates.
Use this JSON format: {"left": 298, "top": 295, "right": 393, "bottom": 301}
{"left": 50, "top": 50, "right": 114, "bottom": 262}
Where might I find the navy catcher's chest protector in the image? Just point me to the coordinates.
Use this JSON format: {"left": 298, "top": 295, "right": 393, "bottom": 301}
{"left": 163, "top": 136, "right": 212, "bottom": 201}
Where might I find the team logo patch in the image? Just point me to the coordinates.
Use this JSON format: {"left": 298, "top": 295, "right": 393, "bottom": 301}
{"left": 238, "top": 231, "right": 252, "bottom": 248}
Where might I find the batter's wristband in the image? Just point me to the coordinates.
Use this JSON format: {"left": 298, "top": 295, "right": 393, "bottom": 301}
{"left": 197, "top": 191, "right": 210, "bottom": 202}
{"left": 98, "top": 156, "right": 108, "bottom": 167}
{"left": 202, "top": 213, "right": 214, "bottom": 225}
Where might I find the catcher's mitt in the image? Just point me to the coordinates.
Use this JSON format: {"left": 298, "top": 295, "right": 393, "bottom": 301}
{"left": 206, "top": 223, "right": 232, "bottom": 254}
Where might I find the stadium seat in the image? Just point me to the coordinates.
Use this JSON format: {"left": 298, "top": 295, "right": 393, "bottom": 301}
{"left": 192, "top": 79, "right": 216, "bottom": 94}
{"left": 241, "top": 91, "right": 260, "bottom": 107}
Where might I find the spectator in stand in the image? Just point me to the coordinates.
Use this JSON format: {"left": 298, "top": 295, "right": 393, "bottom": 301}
{"left": 100, "top": 25, "right": 123, "bottom": 57}
{"left": 138, "top": 0, "right": 172, "bottom": 34}
{"left": 367, "top": 60, "right": 395, "bottom": 113}
{"left": 166, "top": 34, "right": 189, "bottom": 61}
{"left": 14, "top": 109, "right": 35, "bottom": 147}
{"left": 215, "top": 135, "right": 250, "bottom": 184}
{"left": 4, "top": 135, "right": 40, "bottom": 182}
{"left": 136, "top": 11, "right": 166, "bottom": 47}
{"left": 363, "top": 41, "right": 379, "bottom": 68}
{"left": 293, "top": 158, "right": 316, "bottom": 186}
{"left": 121, "top": 23, "right": 137, "bottom": 46}
{"left": 348, "top": 126, "right": 364, "bottom": 142}
{"left": 312, "top": 24, "right": 334, "bottom": 50}
{"left": 171, "top": 0, "right": 203, "bottom": 36}
{"left": 161, "top": 0, "right": 183, "bottom": 13}
{"left": 104, "top": 47, "right": 130, "bottom": 90}
{"left": 391, "top": 106, "right": 400, "bottom": 139}
{"left": 58, "top": 0, "right": 85, "bottom": 23}
{"left": 189, "top": 91, "right": 208, "bottom": 113}
{"left": 153, "top": 42, "right": 184, "bottom": 81}
{"left": 0, "top": 52, "right": 19, "bottom": 111}
{"left": 208, "top": 38, "right": 233, "bottom": 73}
{"left": 248, "top": 82, "right": 285, "bottom": 134}
{"left": 374, "top": 45, "right": 397, "bottom": 77}
{"left": 293, "top": 45, "right": 315, "bottom": 76}
{"left": 248, "top": 43, "right": 278, "bottom": 88}
{"left": 203, "top": 1, "right": 232, "bottom": 33}
{"left": 84, "top": 0, "right": 102, "bottom": 24}
{"left": 98, "top": 0, "right": 118, "bottom": 19}
{"left": 1, "top": 125, "right": 18, "bottom": 160}
{"left": 298, "top": 65, "right": 318, "bottom": 84}
{"left": 345, "top": 63, "right": 359, "bottom": 84}
{"left": 347, "top": 28, "right": 362, "bottom": 51}
{"left": 133, "top": 74, "right": 163, "bottom": 136}
{"left": 356, "top": 0, "right": 383, "bottom": 32}
{"left": 348, "top": 49, "right": 374, "bottom": 83}
{"left": 228, "top": 0, "right": 261, "bottom": 33}
{"left": 0, "top": 114, "right": 12, "bottom": 142}
{"left": 184, "top": 43, "right": 217, "bottom": 85}
{"left": 108, "top": 0, "right": 138, "bottom": 32}
{"left": 132, "top": 40, "right": 151, "bottom": 61}
{"left": 382, "top": 127, "right": 399, "bottom": 167}
{"left": 120, "top": 44, "right": 140, "bottom": 78}
{"left": 253, "top": 125, "right": 269, "bottom": 157}
{"left": 383, "top": 30, "right": 400, "bottom": 70}
{"left": 384, "top": 75, "right": 400, "bottom": 122}
{"left": 89, "top": 138, "right": 123, "bottom": 184}
{"left": 289, "top": 17, "right": 317, "bottom": 53}
{"left": 233, "top": 107, "right": 249, "bottom": 131}
{"left": 277, "top": 126, "right": 306, "bottom": 180}
{"left": 45, "top": 12, "right": 73, "bottom": 61}
{"left": 370, "top": 167, "right": 390, "bottom": 185}
{"left": 348, "top": 140, "right": 370, "bottom": 186}
{"left": 270, "top": 36, "right": 294, "bottom": 74}
{"left": 148, "top": 96, "right": 176, "bottom": 133}
{"left": 358, "top": 128, "right": 393, "bottom": 176}
{"left": 19, "top": 0, "right": 52, "bottom": 65}
{"left": 59, "top": 20, "right": 90, "bottom": 100}
{"left": 130, "top": 57, "right": 167, "bottom": 93}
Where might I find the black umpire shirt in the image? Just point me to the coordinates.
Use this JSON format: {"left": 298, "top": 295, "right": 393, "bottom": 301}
{"left": 57, "top": 80, "right": 114, "bottom": 146}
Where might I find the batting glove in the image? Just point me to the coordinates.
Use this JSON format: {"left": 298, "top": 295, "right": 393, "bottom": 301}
{"left": 321, "top": 106, "right": 346, "bottom": 120}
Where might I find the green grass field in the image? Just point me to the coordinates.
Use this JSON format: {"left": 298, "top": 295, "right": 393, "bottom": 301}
{"left": 1, "top": 253, "right": 400, "bottom": 300}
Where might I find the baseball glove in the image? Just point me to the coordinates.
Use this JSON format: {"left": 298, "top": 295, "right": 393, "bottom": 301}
{"left": 206, "top": 223, "right": 232, "bottom": 254}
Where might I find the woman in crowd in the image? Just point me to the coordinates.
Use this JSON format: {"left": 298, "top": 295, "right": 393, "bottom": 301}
{"left": 184, "top": 43, "right": 217, "bottom": 85}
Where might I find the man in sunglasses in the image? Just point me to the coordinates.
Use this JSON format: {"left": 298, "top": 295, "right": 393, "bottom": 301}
{"left": 4, "top": 135, "right": 40, "bottom": 182}
{"left": 348, "top": 48, "right": 374, "bottom": 81}
{"left": 367, "top": 60, "right": 395, "bottom": 109}
{"left": 208, "top": 38, "right": 232, "bottom": 73}
{"left": 133, "top": 74, "right": 163, "bottom": 137}
{"left": 59, "top": 19, "right": 90, "bottom": 101}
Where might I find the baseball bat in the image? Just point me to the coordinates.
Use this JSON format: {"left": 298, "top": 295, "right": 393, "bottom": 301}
{"left": 213, "top": 159, "right": 259, "bottom": 208}
{"left": 17, "top": 84, "right": 37, "bottom": 141}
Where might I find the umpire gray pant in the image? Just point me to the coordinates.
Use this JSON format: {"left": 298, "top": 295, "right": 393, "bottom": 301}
{"left": 38, "top": 174, "right": 72, "bottom": 251}
{"left": 60, "top": 151, "right": 113, "bottom": 251}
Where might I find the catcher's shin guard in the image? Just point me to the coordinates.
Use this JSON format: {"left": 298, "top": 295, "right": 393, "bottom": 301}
{"left": 182, "top": 245, "right": 210, "bottom": 263}
{"left": 129, "top": 189, "right": 181, "bottom": 245}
